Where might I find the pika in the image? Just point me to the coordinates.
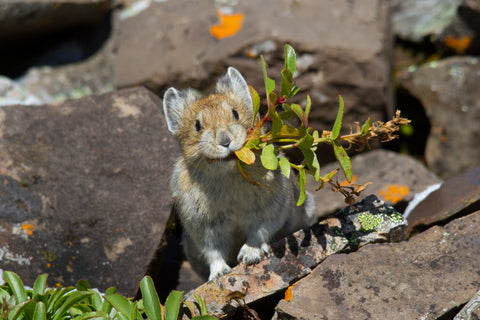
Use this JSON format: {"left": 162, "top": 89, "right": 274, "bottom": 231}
{"left": 163, "top": 67, "right": 316, "bottom": 280}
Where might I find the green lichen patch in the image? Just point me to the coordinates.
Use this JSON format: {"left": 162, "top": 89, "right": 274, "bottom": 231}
{"left": 358, "top": 212, "right": 384, "bottom": 232}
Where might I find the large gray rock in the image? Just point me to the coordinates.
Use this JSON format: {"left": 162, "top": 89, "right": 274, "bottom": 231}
{"left": 398, "top": 56, "right": 480, "bottom": 179}
{"left": 114, "top": 0, "right": 393, "bottom": 140}
{"left": 0, "top": 87, "right": 175, "bottom": 296}
{"left": 307, "top": 149, "right": 441, "bottom": 218}
{"left": 274, "top": 210, "right": 480, "bottom": 319}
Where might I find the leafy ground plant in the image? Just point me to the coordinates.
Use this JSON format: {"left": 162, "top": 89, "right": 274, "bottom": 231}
{"left": 234, "top": 44, "right": 410, "bottom": 206}
{"left": 0, "top": 271, "right": 216, "bottom": 320}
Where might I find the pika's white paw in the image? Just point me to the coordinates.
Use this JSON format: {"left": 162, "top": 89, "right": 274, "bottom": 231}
{"left": 208, "top": 260, "right": 232, "bottom": 281}
{"left": 237, "top": 243, "right": 268, "bottom": 265}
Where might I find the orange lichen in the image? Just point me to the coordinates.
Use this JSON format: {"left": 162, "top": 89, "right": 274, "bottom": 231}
{"left": 210, "top": 11, "right": 244, "bottom": 39}
{"left": 444, "top": 35, "right": 472, "bottom": 54}
{"left": 379, "top": 184, "right": 409, "bottom": 204}
{"left": 285, "top": 284, "right": 294, "bottom": 301}
{"left": 21, "top": 223, "right": 34, "bottom": 236}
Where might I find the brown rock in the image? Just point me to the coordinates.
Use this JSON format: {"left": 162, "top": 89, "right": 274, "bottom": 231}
{"left": 114, "top": 0, "right": 393, "bottom": 143}
{"left": 307, "top": 149, "right": 441, "bottom": 218}
{"left": 274, "top": 210, "right": 480, "bottom": 320}
{"left": 0, "top": 87, "right": 175, "bottom": 296}
{"left": 398, "top": 57, "right": 480, "bottom": 179}
{"left": 405, "top": 166, "right": 480, "bottom": 236}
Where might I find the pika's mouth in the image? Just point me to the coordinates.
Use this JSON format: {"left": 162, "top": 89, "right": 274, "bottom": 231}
{"left": 206, "top": 153, "right": 237, "bottom": 164}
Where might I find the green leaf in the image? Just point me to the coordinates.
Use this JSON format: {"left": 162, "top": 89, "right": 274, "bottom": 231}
{"left": 304, "top": 95, "right": 312, "bottom": 122}
{"left": 72, "top": 311, "right": 109, "bottom": 320}
{"left": 302, "top": 148, "right": 320, "bottom": 181}
{"left": 288, "top": 84, "right": 300, "bottom": 99}
{"left": 165, "top": 291, "right": 183, "bottom": 320}
{"left": 105, "top": 293, "right": 133, "bottom": 316}
{"left": 8, "top": 301, "right": 28, "bottom": 320}
{"left": 271, "top": 113, "right": 283, "bottom": 137}
{"left": 361, "top": 117, "right": 371, "bottom": 136}
{"left": 75, "top": 280, "right": 91, "bottom": 292}
{"left": 331, "top": 95, "right": 344, "bottom": 140}
{"left": 194, "top": 294, "right": 208, "bottom": 316}
{"left": 290, "top": 104, "right": 306, "bottom": 127}
{"left": 333, "top": 141, "right": 352, "bottom": 182}
{"left": 296, "top": 130, "right": 314, "bottom": 151}
{"left": 278, "top": 157, "right": 291, "bottom": 179}
{"left": 52, "top": 291, "right": 93, "bottom": 320}
{"left": 280, "top": 69, "right": 293, "bottom": 98}
{"left": 249, "top": 85, "right": 260, "bottom": 128}
{"left": 260, "top": 55, "right": 275, "bottom": 94}
{"left": 192, "top": 316, "right": 218, "bottom": 320}
{"left": 116, "top": 312, "right": 130, "bottom": 320}
{"left": 33, "top": 302, "right": 47, "bottom": 320}
{"left": 140, "top": 276, "right": 162, "bottom": 320}
{"left": 4, "top": 271, "right": 28, "bottom": 304}
{"left": 32, "top": 274, "right": 48, "bottom": 297}
{"left": 296, "top": 168, "right": 306, "bottom": 206}
{"left": 284, "top": 44, "right": 296, "bottom": 75}
{"left": 260, "top": 144, "right": 278, "bottom": 170}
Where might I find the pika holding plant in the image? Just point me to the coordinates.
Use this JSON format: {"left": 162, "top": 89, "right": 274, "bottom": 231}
{"left": 234, "top": 44, "right": 411, "bottom": 206}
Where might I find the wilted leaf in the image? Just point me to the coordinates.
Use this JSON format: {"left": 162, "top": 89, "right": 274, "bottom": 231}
{"left": 332, "top": 141, "right": 352, "bottom": 182}
{"left": 235, "top": 147, "right": 256, "bottom": 165}
{"left": 316, "top": 169, "right": 339, "bottom": 190}
{"left": 275, "top": 125, "right": 302, "bottom": 139}
{"left": 260, "top": 144, "right": 278, "bottom": 170}
{"left": 331, "top": 95, "right": 344, "bottom": 140}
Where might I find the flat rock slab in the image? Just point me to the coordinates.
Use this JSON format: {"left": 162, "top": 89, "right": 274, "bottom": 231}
{"left": 274, "top": 210, "right": 480, "bottom": 320}
{"left": 398, "top": 56, "right": 480, "bottom": 179}
{"left": 114, "top": 0, "right": 392, "bottom": 135}
{"left": 185, "top": 195, "right": 406, "bottom": 318}
{"left": 406, "top": 166, "right": 480, "bottom": 235}
{"left": 307, "top": 149, "right": 441, "bottom": 218}
{"left": 0, "top": 87, "right": 175, "bottom": 296}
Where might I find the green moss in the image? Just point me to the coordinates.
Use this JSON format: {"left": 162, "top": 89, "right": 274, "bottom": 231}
{"left": 358, "top": 212, "right": 384, "bottom": 232}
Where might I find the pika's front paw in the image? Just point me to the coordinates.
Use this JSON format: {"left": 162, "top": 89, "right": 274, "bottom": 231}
{"left": 209, "top": 261, "right": 232, "bottom": 281}
{"left": 237, "top": 243, "right": 269, "bottom": 265}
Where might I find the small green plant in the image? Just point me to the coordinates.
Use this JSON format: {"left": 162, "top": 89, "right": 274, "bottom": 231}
{"left": 234, "top": 44, "right": 410, "bottom": 206}
{"left": 0, "top": 271, "right": 216, "bottom": 320}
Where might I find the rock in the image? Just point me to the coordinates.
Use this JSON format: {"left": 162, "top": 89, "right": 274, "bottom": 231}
{"left": 274, "top": 210, "right": 480, "bottom": 320}
{"left": 398, "top": 56, "right": 480, "bottom": 179}
{"left": 0, "top": 76, "right": 43, "bottom": 106}
{"left": 405, "top": 166, "right": 480, "bottom": 236}
{"left": 307, "top": 149, "right": 441, "bottom": 218}
{"left": 0, "top": 87, "right": 176, "bottom": 296}
{"left": 184, "top": 195, "right": 407, "bottom": 318}
{"left": 391, "top": 0, "right": 462, "bottom": 42}
{"left": 454, "top": 287, "right": 480, "bottom": 320}
{"left": 0, "top": 0, "right": 110, "bottom": 44}
{"left": 114, "top": 0, "right": 393, "bottom": 140}
{"left": 18, "top": 37, "right": 115, "bottom": 104}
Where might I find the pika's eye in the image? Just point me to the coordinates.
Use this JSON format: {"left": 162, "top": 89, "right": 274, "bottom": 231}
{"left": 195, "top": 119, "right": 202, "bottom": 132}
{"left": 232, "top": 109, "right": 239, "bottom": 120}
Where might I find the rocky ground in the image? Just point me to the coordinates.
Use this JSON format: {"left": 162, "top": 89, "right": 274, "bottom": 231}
{"left": 1, "top": 0, "right": 480, "bottom": 319}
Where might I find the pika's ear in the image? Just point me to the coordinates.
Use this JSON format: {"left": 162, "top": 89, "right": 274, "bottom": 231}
{"left": 163, "top": 88, "right": 196, "bottom": 134}
{"left": 216, "top": 67, "right": 253, "bottom": 113}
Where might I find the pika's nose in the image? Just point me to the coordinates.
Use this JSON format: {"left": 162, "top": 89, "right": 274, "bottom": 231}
{"left": 217, "top": 129, "right": 233, "bottom": 147}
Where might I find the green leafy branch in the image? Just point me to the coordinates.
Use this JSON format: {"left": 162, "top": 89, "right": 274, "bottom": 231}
{"left": 234, "top": 44, "right": 410, "bottom": 206}
{"left": 0, "top": 270, "right": 216, "bottom": 320}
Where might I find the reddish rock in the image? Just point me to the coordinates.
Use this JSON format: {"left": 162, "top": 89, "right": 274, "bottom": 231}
{"left": 0, "top": 87, "right": 175, "bottom": 296}
{"left": 274, "top": 210, "right": 480, "bottom": 320}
